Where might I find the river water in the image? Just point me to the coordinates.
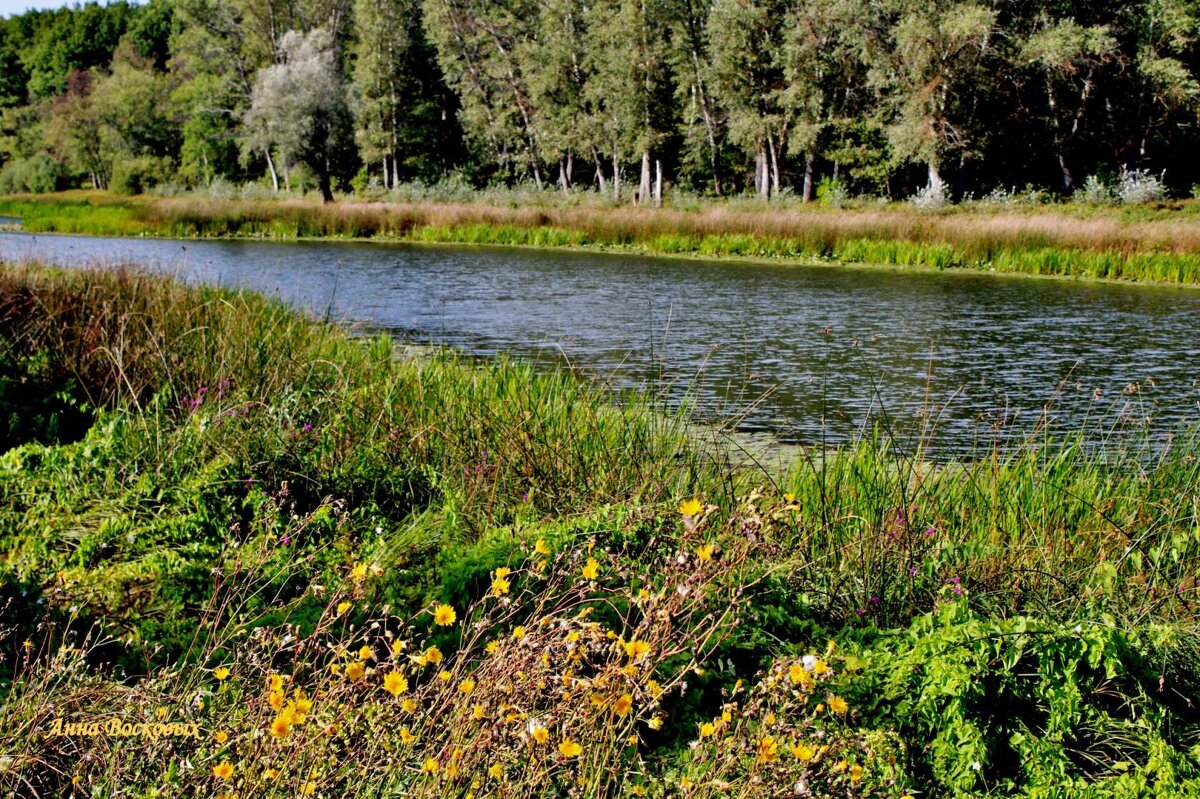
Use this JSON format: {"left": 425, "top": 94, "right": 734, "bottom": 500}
{"left": 3, "top": 231, "right": 1199, "bottom": 454}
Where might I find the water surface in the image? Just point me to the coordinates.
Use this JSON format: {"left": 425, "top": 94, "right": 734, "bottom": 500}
{"left": 3, "top": 231, "right": 1198, "bottom": 454}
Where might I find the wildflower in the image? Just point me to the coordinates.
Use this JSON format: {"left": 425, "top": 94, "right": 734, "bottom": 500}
{"left": 757, "top": 736, "right": 779, "bottom": 763}
{"left": 624, "top": 640, "right": 652, "bottom": 661}
{"left": 530, "top": 723, "right": 550, "bottom": 744}
{"left": 214, "top": 730, "right": 229, "bottom": 744}
{"left": 488, "top": 763, "right": 503, "bottom": 779}
{"left": 696, "top": 544, "right": 714, "bottom": 562}
{"left": 485, "top": 640, "right": 500, "bottom": 654}
{"left": 351, "top": 562, "right": 368, "bottom": 581}
{"left": 213, "top": 666, "right": 230, "bottom": 681}
{"left": 270, "top": 714, "right": 291, "bottom": 740}
{"left": 491, "top": 576, "right": 511, "bottom": 597}
{"left": 391, "top": 638, "right": 407, "bottom": 655}
{"left": 268, "top": 690, "right": 285, "bottom": 710}
{"left": 647, "top": 715, "right": 664, "bottom": 730}
{"left": 699, "top": 722, "right": 716, "bottom": 738}
{"left": 213, "top": 762, "right": 234, "bottom": 780}
{"left": 612, "top": 694, "right": 633, "bottom": 717}
{"left": 535, "top": 538, "right": 551, "bottom": 556}
{"left": 788, "top": 664, "right": 811, "bottom": 687}
{"left": 301, "top": 780, "right": 317, "bottom": 796}
{"left": 790, "top": 743, "right": 815, "bottom": 761}
{"left": 268, "top": 674, "right": 285, "bottom": 692}
{"left": 437, "top": 670, "right": 452, "bottom": 682}
{"left": 558, "top": 738, "right": 582, "bottom": 758}
{"left": 345, "top": 661, "right": 366, "bottom": 681}
{"left": 494, "top": 566, "right": 512, "bottom": 579}
{"left": 433, "top": 604, "right": 457, "bottom": 626}
{"left": 383, "top": 671, "right": 408, "bottom": 696}
{"left": 828, "top": 696, "right": 849, "bottom": 714}
{"left": 581, "top": 558, "right": 600, "bottom": 580}
{"left": 358, "top": 645, "right": 373, "bottom": 661}
{"left": 679, "top": 498, "right": 703, "bottom": 517}
{"left": 337, "top": 601, "right": 352, "bottom": 615}
{"left": 460, "top": 678, "right": 476, "bottom": 694}
{"left": 264, "top": 768, "right": 279, "bottom": 780}
{"left": 424, "top": 645, "right": 443, "bottom": 664}
{"left": 401, "top": 698, "right": 418, "bottom": 713}
{"left": 473, "top": 703, "right": 486, "bottom": 720}
{"left": 399, "top": 727, "right": 416, "bottom": 744}
{"left": 422, "top": 758, "right": 440, "bottom": 774}
{"left": 849, "top": 764, "right": 864, "bottom": 783}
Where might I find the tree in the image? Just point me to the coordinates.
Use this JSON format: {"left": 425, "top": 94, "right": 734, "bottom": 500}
{"left": 242, "top": 28, "right": 354, "bottom": 201}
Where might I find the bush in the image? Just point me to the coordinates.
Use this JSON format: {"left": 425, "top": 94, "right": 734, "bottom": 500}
{"left": 816, "top": 177, "right": 850, "bottom": 209}
{"left": 109, "top": 156, "right": 174, "bottom": 196}
{"left": 1117, "top": 169, "right": 1167, "bottom": 204}
{"left": 909, "top": 181, "right": 947, "bottom": 211}
{"left": 1074, "top": 174, "right": 1114, "bottom": 204}
{"left": 0, "top": 153, "right": 61, "bottom": 194}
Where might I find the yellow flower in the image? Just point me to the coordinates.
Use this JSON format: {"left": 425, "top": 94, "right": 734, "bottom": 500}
{"left": 301, "top": 780, "right": 316, "bottom": 796}
{"left": 812, "top": 658, "right": 830, "bottom": 676}
{"left": 531, "top": 724, "right": 550, "bottom": 744}
{"left": 422, "top": 758, "right": 440, "bottom": 774}
{"left": 512, "top": 626, "right": 527, "bottom": 639}
{"left": 268, "top": 674, "right": 284, "bottom": 692}
{"left": 270, "top": 714, "right": 291, "bottom": 740}
{"left": 494, "top": 566, "right": 512, "bottom": 579}
{"left": 383, "top": 671, "right": 408, "bottom": 696}
{"left": 268, "top": 689, "right": 285, "bottom": 710}
{"left": 345, "top": 661, "right": 366, "bottom": 681}
{"left": 438, "top": 670, "right": 453, "bottom": 682}
{"left": 460, "top": 678, "right": 476, "bottom": 694}
{"left": 213, "top": 762, "right": 234, "bottom": 780}
{"left": 336, "top": 601, "right": 352, "bottom": 615}
{"left": 534, "top": 538, "right": 551, "bottom": 556}
{"left": 788, "top": 663, "right": 811, "bottom": 686}
{"left": 213, "top": 666, "right": 230, "bottom": 681}
{"left": 491, "top": 576, "right": 511, "bottom": 597}
{"left": 329, "top": 663, "right": 341, "bottom": 675}
{"left": 581, "top": 557, "right": 600, "bottom": 580}
{"left": 699, "top": 722, "right": 716, "bottom": 738}
{"left": 849, "top": 764, "right": 864, "bottom": 783}
{"left": 399, "top": 726, "right": 416, "bottom": 744}
{"left": 696, "top": 544, "right": 715, "bottom": 562}
{"left": 757, "top": 736, "right": 779, "bottom": 763}
{"left": 424, "top": 645, "right": 443, "bottom": 664}
{"left": 828, "top": 696, "right": 849, "bottom": 714}
{"left": 679, "top": 498, "right": 703, "bottom": 517}
{"left": 264, "top": 768, "right": 279, "bottom": 780}
{"left": 433, "top": 604, "right": 457, "bottom": 626}
{"left": 351, "top": 562, "right": 368, "bottom": 581}
{"left": 623, "top": 640, "right": 652, "bottom": 661}
{"left": 647, "top": 715, "right": 664, "bottom": 730}
{"left": 214, "top": 730, "right": 228, "bottom": 744}
{"left": 358, "top": 645, "right": 373, "bottom": 661}
{"left": 612, "top": 694, "right": 633, "bottom": 717}
{"left": 558, "top": 738, "right": 582, "bottom": 758}
{"left": 631, "top": 786, "right": 647, "bottom": 797}
{"left": 485, "top": 640, "right": 500, "bottom": 654}
{"left": 790, "top": 742, "right": 814, "bottom": 761}
{"left": 391, "top": 638, "right": 408, "bottom": 655}
{"left": 488, "top": 763, "right": 503, "bottom": 779}
{"left": 401, "top": 698, "right": 418, "bottom": 713}
{"left": 473, "top": 703, "right": 486, "bottom": 720}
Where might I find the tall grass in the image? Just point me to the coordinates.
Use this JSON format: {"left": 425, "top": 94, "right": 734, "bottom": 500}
{"left": 7, "top": 193, "right": 1200, "bottom": 284}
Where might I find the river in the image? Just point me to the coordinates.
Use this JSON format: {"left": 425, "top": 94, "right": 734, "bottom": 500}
{"left": 3, "top": 231, "right": 1198, "bottom": 455}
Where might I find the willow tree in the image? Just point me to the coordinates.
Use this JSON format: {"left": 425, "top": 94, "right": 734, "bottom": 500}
{"left": 706, "top": 0, "right": 791, "bottom": 198}
{"left": 871, "top": 0, "right": 997, "bottom": 192}
{"left": 668, "top": 0, "right": 726, "bottom": 194}
{"left": 521, "top": 0, "right": 589, "bottom": 191}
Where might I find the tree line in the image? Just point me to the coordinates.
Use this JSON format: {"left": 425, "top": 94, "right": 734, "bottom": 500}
{"left": 2, "top": 0, "right": 1200, "bottom": 202}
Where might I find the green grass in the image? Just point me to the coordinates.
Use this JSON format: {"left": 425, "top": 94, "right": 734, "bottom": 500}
{"left": 3, "top": 263, "right": 1200, "bottom": 797}
{"left": 8, "top": 191, "right": 1200, "bottom": 285}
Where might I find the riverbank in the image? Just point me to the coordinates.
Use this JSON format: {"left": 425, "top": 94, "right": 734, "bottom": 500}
{"left": 6, "top": 191, "right": 1200, "bottom": 285}
{"left": 3, "top": 262, "right": 1200, "bottom": 797}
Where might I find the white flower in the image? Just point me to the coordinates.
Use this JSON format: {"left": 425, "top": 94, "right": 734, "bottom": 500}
{"left": 802, "top": 654, "right": 818, "bottom": 672}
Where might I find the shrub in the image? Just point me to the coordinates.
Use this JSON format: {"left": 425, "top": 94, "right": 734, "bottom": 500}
{"left": 0, "top": 153, "right": 61, "bottom": 194}
{"left": 816, "top": 177, "right": 850, "bottom": 209}
{"left": 1074, "top": 174, "right": 1114, "bottom": 204}
{"left": 1117, "top": 169, "right": 1167, "bottom": 204}
{"left": 909, "top": 182, "right": 947, "bottom": 211}
{"left": 109, "top": 156, "right": 174, "bottom": 196}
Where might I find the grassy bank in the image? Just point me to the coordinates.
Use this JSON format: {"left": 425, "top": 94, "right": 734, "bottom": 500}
{"left": 7, "top": 191, "right": 1200, "bottom": 285}
{"left": 3, "top": 264, "right": 1200, "bottom": 797}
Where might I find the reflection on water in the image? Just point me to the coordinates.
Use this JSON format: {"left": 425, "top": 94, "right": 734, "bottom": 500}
{"left": 3, "top": 231, "right": 1199, "bottom": 455}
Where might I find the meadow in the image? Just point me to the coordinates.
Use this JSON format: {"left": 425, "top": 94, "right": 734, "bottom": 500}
{"left": 2, "top": 263, "right": 1200, "bottom": 797}
{"left": 8, "top": 190, "right": 1200, "bottom": 285}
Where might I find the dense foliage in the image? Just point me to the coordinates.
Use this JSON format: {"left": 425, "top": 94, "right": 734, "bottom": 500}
{"left": 4, "top": 0, "right": 1200, "bottom": 200}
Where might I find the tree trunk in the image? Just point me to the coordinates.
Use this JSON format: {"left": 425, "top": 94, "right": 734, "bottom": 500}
{"left": 558, "top": 159, "right": 569, "bottom": 193}
{"left": 767, "top": 134, "right": 780, "bottom": 197}
{"left": 803, "top": 153, "right": 815, "bottom": 202}
{"left": 317, "top": 165, "right": 334, "bottom": 204}
{"left": 592, "top": 148, "right": 607, "bottom": 193}
{"left": 756, "top": 148, "right": 769, "bottom": 199}
{"left": 531, "top": 160, "right": 544, "bottom": 191}
{"left": 265, "top": 149, "right": 280, "bottom": 193}
{"left": 928, "top": 162, "right": 943, "bottom": 191}
{"left": 638, "top": 151, "right": 651, "bottom": 204}
{"left": 566, "top": 151, "right": 574, "bottom": 188}
{"left": 1057, "top": 153, "right": 1074, "bottom": 193}
{"left": 654, "top": 159, "right": 663, "bottom": 207}
{"left": 612, "top": 149, "right": 620, "bottom": 201}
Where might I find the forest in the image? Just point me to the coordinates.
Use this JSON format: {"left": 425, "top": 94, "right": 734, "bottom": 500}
{"left": 1, "top": 0, "right": 1200, "bottom": 203}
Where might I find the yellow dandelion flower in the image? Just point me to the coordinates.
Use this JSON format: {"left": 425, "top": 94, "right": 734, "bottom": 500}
{"left": 849, "top": 764, "right": 864, "bottom": 783}
{"left": 213, "top": 762, "right": 234, "bottom": 780}
{"left": 422, "top": 758, "right": 440, "bottom": 774}
{"left": 534, "top": 538, "right": 551, "bottom": 556}
{"left": 828, "top": 696, "right": 849, "bottom": 714}
{"left": 473, "top": 703, "right": 486, "bottom": 720}
{"left": 833, "top": 760, "right": 848, "bottom": 774}
{"left": 424, "top": 645, "right": 443, "bottom": 664}
{"left": 581, "top": 557, "right": 600, "bottom": 580}
{"left": 532, "top": 559, "right": 547, "bottom": 574}
{"left": 485, "top": 640, "right": 500, "bottom": 654}
{"left": 491, "top": 576, "right": 510, "bottom": 597}
{"left": 765, "top": 712, "right": 777, "bottom": 726}
{"left": 488, "top": 763, "right": 503, "bottom": 779}
{"left": 268, "top": 674, "right": 284, "bottom": 692}
{"left": 757, "top": 736, "right": 779, "bottom": 763}
{"left": 401, "top": 698, "right": 418, "bottom": 713}
{"left": 678, "top": 498, "right": 703, "bottom": 517}
{"left": 399, "top": 726, "right": 416, "bottom": 744}
{"left": 647, "top": 715, "right": 664, "bottom": 730}
{"left": 214, "top": 730, "right": 229, "bottom": 744}
{"left": 623, "top": 640, "right": 652, "bottom": 661}
{"left": 679, "top": 777, "right": 694, "bottom": 789}
{"left": 268, "top": 689, "right": 285, "bottom": 710}
{"left": 345, "top": 661, "right": 365, "bottom": 681}
{"left": 646, "top": 679, "right": 663, "bottom": 698}
{"left": 383, "top": 671, "right": 408, "bottom": 696}
{"left": 270, "top": 714, "right": 291, "bottom": 740}
{"left": 558, "top": 738, "right": 582, "bottom": 758}
{"left": 301, "top": 780, "right": 317, "bottom": 796}
{"left": 631, "top": 786, "right": 647, "bottom": 797}
{"left": 460, "top": 678, "right": 476, "bottom": 694}
{"left": 699, "top": 722, "right": 716, "bottom": 738}
{"left": 391, "top": 638, "right": 408, "bottom": 655}
{"left": 696, "top": 544, "right": 715, "bottom": 562}
{"left": 788, "top": 663, "right": 811, "bottom": 686}
{"left": 612, "top": 693, "right": 633, "bottom": 717}
{"left": 433, "top": 604, "right": 457, "bottom": 626}
{"left": 494, "top": 566, "right": 512, "bottom": 579}
{"left": 264, "top": 768, "right": 279, "bottom": 780}
{"left": 512, "top": 626, "right": 527, "bottom": 639}
{"left": 336, "top": 601, "right": 352, "bottom": 615}
{"left": 329, "top": 663, "right": 341, "bottom": 675}
{"left": 213, "top": 666, "right": 230, "bottom": 681}
{"left": 358, "top": 645, "right": 373, "bottom": 661}
{"left": 531, "top": 724, "right": 550, "bottom": 745}
{"left": 790, "top": 742, "right": 814, "bottom": 761}
{"left": 351, "top": 562, "right": 368, "bottom": 581}
{"left": 438, "top": 670, "right": 452, "bottom": 682}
